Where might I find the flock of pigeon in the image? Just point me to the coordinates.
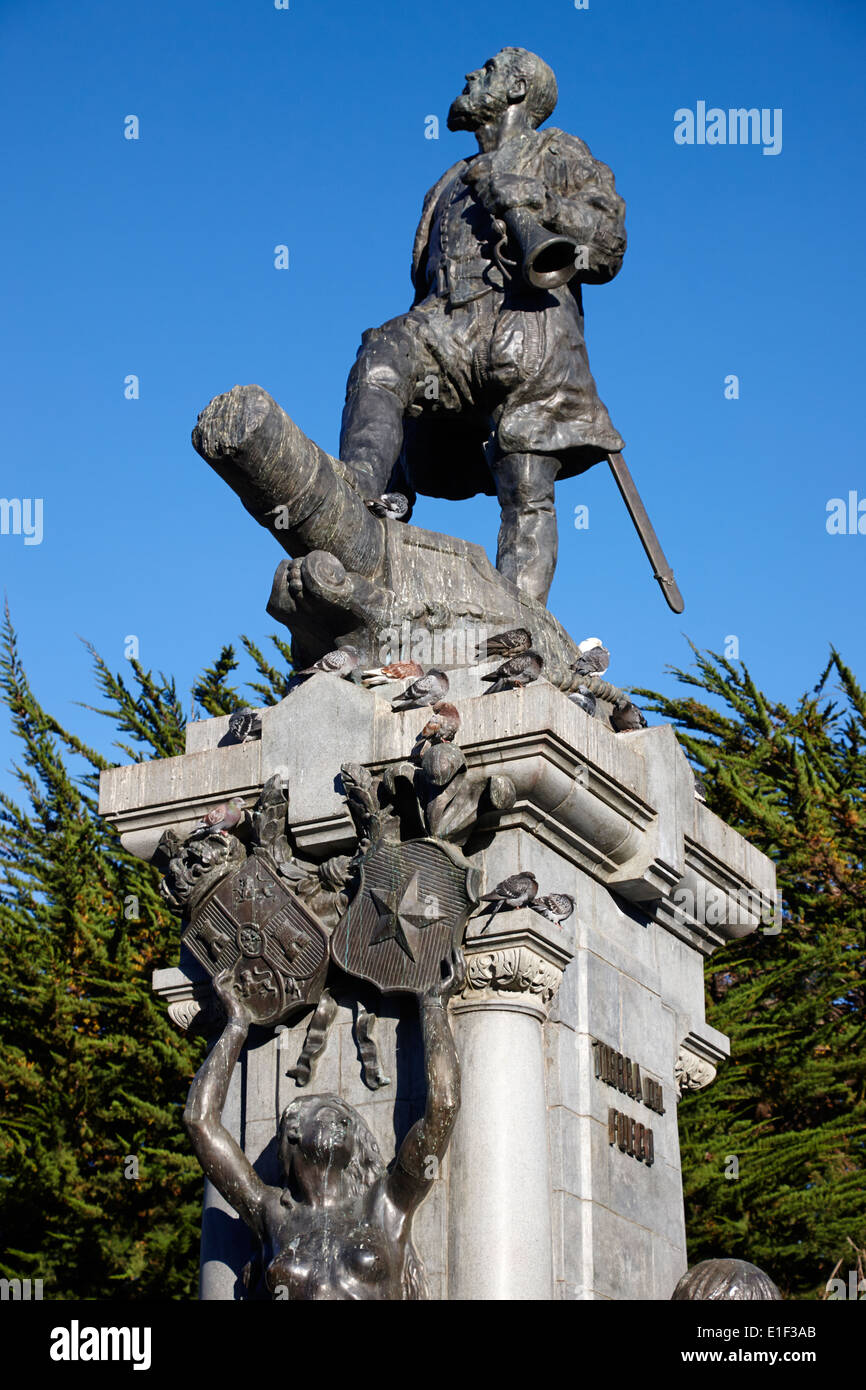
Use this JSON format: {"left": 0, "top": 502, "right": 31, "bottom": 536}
{"left": 225, "top": 627, "right": 648, "bottom": 746}
{"left": 280, "top": 626, "right": 647, "bottom": 737}
{"left": 211, "top": 618, "right": 658, "bottom": 944}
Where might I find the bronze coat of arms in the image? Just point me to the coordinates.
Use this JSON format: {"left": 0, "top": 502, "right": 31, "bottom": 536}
{"left": 184, "top": 854, "right": 329, "bottom": 1027}
{"left": 331, "top": 836, "right": 480, "bottom": 995}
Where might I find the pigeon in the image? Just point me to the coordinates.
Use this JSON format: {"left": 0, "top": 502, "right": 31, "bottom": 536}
{"left": 391, "top": 668, "right": 450, "bottom": 711}
{"left": 478, "top": 872, "right": 539, "bottom": 924}
{"left": 418, "top": 701, "right": 461, "bottom": 744}
{"left": 365, "top": 492, "right": 410, "bottom": 521}
{"left": 571, "top": 637, "right": 610, "bottom": 678}
{"left": 568, "top": 686, "right": 597, "bottom": 718}
{"left": 361, "top": 659, "right": 425, "bottom": 688}
{"left": 694, "top": 774, "right": 708, "bottom": 803}
{"left": 297, "top": 645, "right": 359, "bottom": 678}
{"left": 481, "top": 650, "right": 543, "bottom": 694}
{"left": 192, "top": 796, "right": 248, "bottom": 837}
{"left": 531, "top": 893, "right": 575, "bottom": 925}
{"left": 610, "top": 699, "right": 648, "bottom": 732}
{"left": 227, "top": 707, "right": 262, "bottom": 744}
{"left": 475, "top": 627, "right": 532, "bottom": 662}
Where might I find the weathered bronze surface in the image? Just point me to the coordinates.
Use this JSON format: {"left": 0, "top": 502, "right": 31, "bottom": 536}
{"left": 163, "top": 720, "right": 520, "bottom": 1297}
{"left": 186, "top": 856, "right": 328, "bottom": 1027}
{"left": 331, "top": 837, "right": 478, "bottom": 994}
{"left": 191, "top": 47, "right": 682, "bottom": 672}
{"left": 340, "top": 48, "right": 625, "bottom": 604}
{"left": 183, "top": 957, "right": 463, "bottom": 1300}
{"left": 671, "top": 1258, "right": 783, "bottom": 1301}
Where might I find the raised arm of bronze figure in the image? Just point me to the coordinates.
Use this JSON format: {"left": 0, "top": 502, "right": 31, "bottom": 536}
{"left": 389, "top": 948, "right": 464, "bottom": 1214}
{"left": 183, "top": 971, "right": 274, "bottom": 1240}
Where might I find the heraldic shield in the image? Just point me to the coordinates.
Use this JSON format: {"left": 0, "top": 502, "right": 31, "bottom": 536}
{"left": 331, "top": 837, "right": 481, "bottom": 995}
{"left": 183, "top": 854, "right": 329, "bottom": 1027}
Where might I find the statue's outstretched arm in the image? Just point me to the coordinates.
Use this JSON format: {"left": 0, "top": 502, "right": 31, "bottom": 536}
{"left": 183, "top": 974, "right": 273, "bottom": 1241}
{"left": 389, "top": 951, "right": 463, "bottom": 1215}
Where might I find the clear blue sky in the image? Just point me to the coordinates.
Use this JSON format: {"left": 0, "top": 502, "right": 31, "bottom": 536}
{"left": 1, "top": 0, "right": 864, "bottom": 791}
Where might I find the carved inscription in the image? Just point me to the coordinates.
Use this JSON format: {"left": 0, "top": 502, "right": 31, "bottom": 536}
{"left": 592, "top": 1039, "right": 665, "bottom": 1114}
{"left": 593, "top": 1039, "right": 660, "bottom": 1169}
{"left": 607, "top": 1108, "right": 654, "bottom": 1166}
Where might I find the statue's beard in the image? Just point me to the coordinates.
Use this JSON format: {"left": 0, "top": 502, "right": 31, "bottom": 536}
{"left": 447, "top": 91, "right": 505, "bottom": 132}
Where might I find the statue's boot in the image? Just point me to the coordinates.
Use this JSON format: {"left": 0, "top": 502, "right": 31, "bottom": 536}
{"left": 340, "top": 380, "right": 408, "bottom": 499}
{"left": 492, "top": 452, "right": 560, "bottom": 605}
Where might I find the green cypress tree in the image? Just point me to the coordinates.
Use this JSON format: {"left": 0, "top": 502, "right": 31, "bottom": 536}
{"left": 636, "top": 647, "right": 866, "bottom": 1299}
{"left": 0, "top": 611, "right": 292, "bottom": 1299}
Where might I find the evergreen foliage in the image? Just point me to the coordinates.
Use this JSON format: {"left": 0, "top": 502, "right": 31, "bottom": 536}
{"left": 0, "top": 612, "right": 292, "bottom": 1299}
{"left": 636, "top": 646, "right": 866, "bottom": 1299}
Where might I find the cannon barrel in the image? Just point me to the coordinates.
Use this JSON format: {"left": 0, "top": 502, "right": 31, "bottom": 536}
{"left": 192, "top": 385, "right": 385, "bottom": 580}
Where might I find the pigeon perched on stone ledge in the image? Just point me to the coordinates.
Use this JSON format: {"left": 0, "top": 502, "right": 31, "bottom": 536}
{"left": 478, "top": 872, "right": 539, "bottom": 925}
{"left": 361, "top": 659, "right": 425, "bottom": 687}
{"left": 571, "top": 637, "right": 610, "bottom": 678}
{"left": 391, "top": 667, "right": 450, "bottom": 711}
{"left": 610, "top": 699, "right": 648, "bottom": 732}
{"left": 481, "top": 650, "right": 543, "bottom": 694}
{"left": 191, "top": 796, "right": 248, "bottom": 838}
{"left": 297, "top": 645, "right": 360, "bottom": 678}
{"left": 568, "top": 686, "right": 597, "bottom": 718}
{"left": 475, "top": 627, "right": 532, "bottom": 662}
{"left": 418, "top": 701, "right": 461, "bottom": 744}
{"left": 227, "top": 707, "right": 262, "bottom": 744}
{"left": 531, "top": 894, "right": 575, "bottom": 925}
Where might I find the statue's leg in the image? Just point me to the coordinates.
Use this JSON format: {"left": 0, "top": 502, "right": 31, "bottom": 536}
{"left": 490, "top": 453, "right": 560, "bottom": 604}
{"left": 340, "top": 322, "right": 416, "bottom": 497}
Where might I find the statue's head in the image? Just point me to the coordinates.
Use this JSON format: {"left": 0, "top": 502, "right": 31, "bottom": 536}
{"left": 671, "top": 1258, "right": 782, "bottom": 1301}
{"left": 278, "top": 1094, "right": 385, "bottom": 1198}
{"left": 448, "top": 48, "right": 557, "bottom": 133}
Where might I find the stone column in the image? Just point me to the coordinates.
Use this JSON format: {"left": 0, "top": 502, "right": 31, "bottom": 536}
{"left": 447, "top": 919, "right": 573, "bottom": 1301}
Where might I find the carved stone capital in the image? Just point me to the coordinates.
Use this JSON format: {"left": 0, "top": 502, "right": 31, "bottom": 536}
{"left": 167, "top": 997, "right": 202, "bottom": 1031}
{"left": 674, "top": 1044, "right": 718, "bottom": 1099}
{"left": 464, "top": 945, "right": 563, "bottom": 1004}
{"left": 456, "top": 913, "right": 574, "bottom": 1019}
{"left": 152, "top": 966, "right": 217, "bottom": 1036}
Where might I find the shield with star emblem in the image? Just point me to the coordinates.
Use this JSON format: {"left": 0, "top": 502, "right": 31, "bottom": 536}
{"left": 184, "top": 852, "right": 329, "bottom": 1026}
{"left": 330, "top": 837, "right": 481, "bottom": 995}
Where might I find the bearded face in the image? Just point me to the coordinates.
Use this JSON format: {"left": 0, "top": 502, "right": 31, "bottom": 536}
{"left": 447, "top": 52, "right": 520, "bottom": 132}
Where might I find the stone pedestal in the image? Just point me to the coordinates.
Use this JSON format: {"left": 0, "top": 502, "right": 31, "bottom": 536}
{"left": 101, "top": 673, "right": 776, "bottom": 1301}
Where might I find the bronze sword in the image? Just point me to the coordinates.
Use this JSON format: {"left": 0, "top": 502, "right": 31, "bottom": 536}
{"left": 607, "top": 452, "right": 684, "bottom": 614}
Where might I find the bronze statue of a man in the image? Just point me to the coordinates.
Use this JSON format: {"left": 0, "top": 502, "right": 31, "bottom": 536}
{"left": 340, "top": 47, "right": 626, "bottom": 602}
